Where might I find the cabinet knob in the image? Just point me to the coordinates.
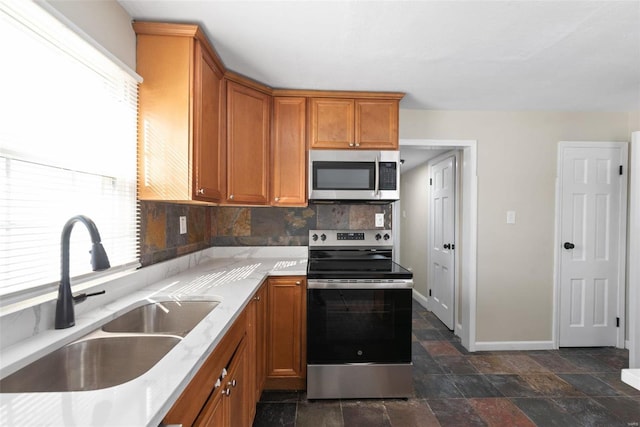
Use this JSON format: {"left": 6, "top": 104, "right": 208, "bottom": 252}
{"left": 229, "top": 194, "right": 234, "bottom": 200}
{"left": 349, "top": 142, "right": 355, "bottom": 147}
{"left": 274, "top": 197, "right": 280, "bottom": 202}
{"left": 355, "top": 142, "right": 360, "bottom": 147}
{"left": 197, "top": 188, "right": 205, "bottom": 195}
{"left": 295, "top": 281, "right": 301, "bottom": 286}
{"left": 253, "top": 295, "right": 261, "bottom": 301}
{"left": 224, "top": 388, "right": 231, "bottom": 396}
{"left": 228, "top": 379, "right": 237, "bottom": 388}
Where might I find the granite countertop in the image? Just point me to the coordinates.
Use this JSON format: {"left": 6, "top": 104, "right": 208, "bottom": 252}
{"left": 0, "top": 247, "right": 307, "bottom": 426}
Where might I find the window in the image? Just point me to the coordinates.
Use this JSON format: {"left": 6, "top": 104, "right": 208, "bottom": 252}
{"left": 0, "top": 1, "right": 140, "bottom": 298}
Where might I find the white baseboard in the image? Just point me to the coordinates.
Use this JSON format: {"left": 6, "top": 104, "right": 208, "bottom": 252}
{"left": 412, "top": 290, "right": 428, "bottom": 309}
{"left": 626, "top": 340, "right": 631, "bottom": 350}
{"left": 474, "top": 341, "right": 555, "bottom": 351}
{"left": 455, "top": 323, "right": 463, "bottom": 336}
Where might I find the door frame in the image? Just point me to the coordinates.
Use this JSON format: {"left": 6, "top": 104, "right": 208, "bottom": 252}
{"left": 398, "top": 139, "right": 477, "bottom": 351}
{"left": 426, "top": 150, "right": 460, "bottom": 332}
{"left": 629, "top": 131, "right": 640, "bottom": 367}
{"left": 553, "top": 141, "right": 628, "bottom": 349}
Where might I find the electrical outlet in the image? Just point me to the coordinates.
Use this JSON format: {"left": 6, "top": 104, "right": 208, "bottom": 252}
{"left": 179, "top": 216, "right": 187, "bottom": 234}
{"left": 375, "top": 213, "right": 384, "bottom": 227}
{"left": 506, "top": 210, "right": 516, "bottom": 224}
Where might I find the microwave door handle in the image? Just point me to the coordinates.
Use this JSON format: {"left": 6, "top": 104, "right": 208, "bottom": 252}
{"left": 374, "top": 154, "right": 380, "bottom": 197}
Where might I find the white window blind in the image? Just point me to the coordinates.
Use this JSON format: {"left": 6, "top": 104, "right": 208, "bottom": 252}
{"left": 0, "top": 1, "right": 140, "bottom": 297}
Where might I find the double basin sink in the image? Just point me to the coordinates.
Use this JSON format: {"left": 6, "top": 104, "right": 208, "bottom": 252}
{"left": 0, "top": 300, "right": 219, "bottom": 393}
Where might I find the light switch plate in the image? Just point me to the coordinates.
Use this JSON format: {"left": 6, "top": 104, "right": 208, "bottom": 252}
{"left": 179, "top": 216, "right": 187, "bottom": 234}
{"left": 506, "top": 210, "right": 516, "bottom": 224}
{"left": 375, "top": 213, "right": 384, "bottom": 227}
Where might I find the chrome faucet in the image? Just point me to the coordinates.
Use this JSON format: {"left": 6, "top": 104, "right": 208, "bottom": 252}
{"left": 55, "top": 215, "right": 110, "bottom": 329}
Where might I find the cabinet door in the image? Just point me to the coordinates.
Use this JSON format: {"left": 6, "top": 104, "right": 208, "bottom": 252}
{"left": 194, "top": 385, "right": 226, "bottom": 427}
{"left": 246, "top": 284, "right": 267, "bottom": 419}
{"left": 136, "top": 32, "right": 192, "bottom": 201}
{"left": 354, "top": 99, "right": 399, "bottom": 149}
{"left": 226, "top": 338, "right": 248, "bottom": 427}
{"left": 309, "top": 98, "right": 354, "bottom": 149}
{"left": 226, "top": 81, "right": 270, "bottom": 204}
{"left": 251, "top": 283, "right": 267, "bottom": 403}
{"left": 271, "top": 97, "right": 307, "bottom": 206}
{"left": 266, "top": 277, "right": 306, "bottom": 389}
{"left": 193, "top": 40, "right": 225, "bottom": 202}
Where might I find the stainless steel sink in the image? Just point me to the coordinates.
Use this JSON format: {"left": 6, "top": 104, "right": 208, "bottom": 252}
{"left": 101, "top": 300, "right": 220, "bottom": 336}
{"left": 0, "top": 336, "right": 180, "bottom": 393}
{"left": 0, "top": 300, "right": 220, "bottom": 393}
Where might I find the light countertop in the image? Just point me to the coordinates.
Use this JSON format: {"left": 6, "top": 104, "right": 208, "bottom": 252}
{"left": 0, "top": 247, "right": 307, "bottom": 426}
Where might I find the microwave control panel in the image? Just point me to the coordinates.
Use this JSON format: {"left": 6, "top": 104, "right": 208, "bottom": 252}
{"left": 379, "top": 162, "right": 397, "bottom": 190}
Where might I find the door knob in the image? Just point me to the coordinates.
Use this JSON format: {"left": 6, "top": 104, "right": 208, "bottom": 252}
{"left": 564, "top": 242, "right": 575, "bottom": 250}
{"left": 443, "top": 243, "right": 451, "bottom": 249}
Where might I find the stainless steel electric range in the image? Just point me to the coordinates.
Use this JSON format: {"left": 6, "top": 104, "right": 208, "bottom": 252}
{"left": 306, "top": 229, "right": 414, "bottom": 399}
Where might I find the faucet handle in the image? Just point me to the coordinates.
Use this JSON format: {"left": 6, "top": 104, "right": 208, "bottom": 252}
{"left": 72, "top": 290, "right": 106, "bottom": 304}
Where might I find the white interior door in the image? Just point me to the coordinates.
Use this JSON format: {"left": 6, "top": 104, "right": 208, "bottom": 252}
{"left": 558, "top": 143, "right": 626, "bottom": 347}
{"left": 429, "top": 155, "right": 455, "bottom": 330}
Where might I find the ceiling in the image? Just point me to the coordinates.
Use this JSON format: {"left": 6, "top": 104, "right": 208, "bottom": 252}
{"left": 119, "top": 1, "right": 640, "bottom": 174}
{"left": 120, "top": 1, "right": 640, "bottom": 112}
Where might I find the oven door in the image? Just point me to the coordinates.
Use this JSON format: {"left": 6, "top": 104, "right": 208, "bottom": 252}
{"left": 307, "top": 287, "right": 412, "bottom": 364}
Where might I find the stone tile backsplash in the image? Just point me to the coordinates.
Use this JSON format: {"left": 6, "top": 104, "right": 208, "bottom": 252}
{"left": 140, "top": 201, "right": 392, "bottom": 266}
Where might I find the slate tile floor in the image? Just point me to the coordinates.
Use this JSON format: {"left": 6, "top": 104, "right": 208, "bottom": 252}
{"left": 253, "top": 301, "right": 639, "bottom": 427}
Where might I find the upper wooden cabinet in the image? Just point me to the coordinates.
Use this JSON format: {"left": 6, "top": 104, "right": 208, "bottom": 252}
{"left": 355, "top": 99, "right": 400, "bottom": 149}
{"left": 225, "top": 77, "right": 271, "bottom": 205}
{"left": 271, "top": 97, "right": 307, "bottom": 206}
{"left": 134, "top": 22, "right": 403, "bottom": 206}
{"left": 134, "top": 22, "right": 226, "bottom": 204}
{"left": 309, "top": 95, "right": 402, "bottom": 150}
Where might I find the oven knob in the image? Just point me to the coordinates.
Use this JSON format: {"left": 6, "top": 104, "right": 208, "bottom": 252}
{"left": 375, "top": 233, "right": 382, "bottom": 241}
{"left": 312, "top": 234, "right": 318, "bottom": 241}
{"left": 320, "top": 234, "right": 327, "bottom": 241}
{"left": 383, "top": 233, "right": 390, "bottom": 240}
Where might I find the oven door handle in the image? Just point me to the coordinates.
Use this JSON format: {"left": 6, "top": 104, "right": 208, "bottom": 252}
{"left": 374, "top": 154, "right": 380, "bottom": 197}
{"left": 307, "top": 279, "right": 414, "bottom": 289}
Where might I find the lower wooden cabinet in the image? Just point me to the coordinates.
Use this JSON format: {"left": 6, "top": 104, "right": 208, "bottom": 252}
{"left": 265, "top": 276, "right": 306, "bottom": 390}
{"left": 195, "top": 337, "right": 247, "bottom": 427}
{"left": 163, "top": 311, "right": 247, "bottom": 426}
{"left": 163, "top": 276, "right": 306, "bottom": 426}
{"left": 245, "top": 281, "right": 267, "bottom": 422}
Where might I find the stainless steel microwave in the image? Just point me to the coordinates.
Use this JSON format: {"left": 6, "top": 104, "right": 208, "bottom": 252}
{"left": 308, "top": 150, "right": 400, "bottom": 201}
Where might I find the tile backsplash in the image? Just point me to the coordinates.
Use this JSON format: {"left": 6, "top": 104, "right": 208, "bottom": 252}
{"left": 140, "top": 201, "right": 392, "bottom": 266}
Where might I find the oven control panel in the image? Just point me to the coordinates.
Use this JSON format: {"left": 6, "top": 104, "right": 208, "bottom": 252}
{"left": 309, "top": 230, "right": 393, "bottom": 247}
{"left": 337, "top": 232, "right": 364, "bottom": 240}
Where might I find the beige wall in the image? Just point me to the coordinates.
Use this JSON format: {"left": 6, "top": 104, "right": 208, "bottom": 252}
{"left": 45, "top": 0, "right": 135, "bottom": 69}
{"left": 630, "top": 111, "right": 640, "bottom": 133}
{"left": 400, "top": 109, "right": 631, "bottom": 342}
{"left": 400, "top": 163, "right": 430, "bottom": 297}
